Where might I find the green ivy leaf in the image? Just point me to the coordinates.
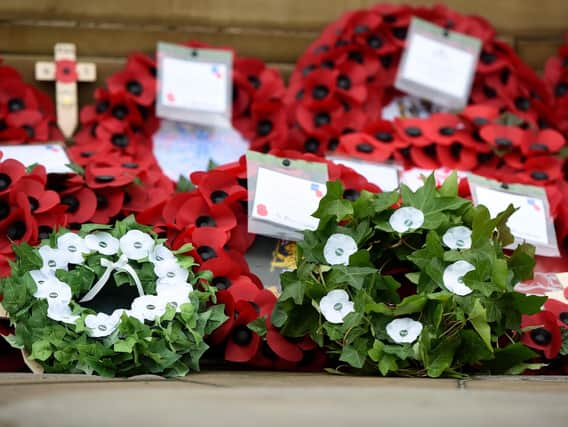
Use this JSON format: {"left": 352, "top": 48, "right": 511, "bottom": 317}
{"left": 427, "top": 337, "right": 460, "bottom": 378}
{"left": 326, "top": 266, "right": 377, "bottom": 290}
{"left": 512, "top": 293, "right": 547, "bottom": 315}
{"left": 483, "top": 343, "right": 539, "bottom": 373}
{"left": 393, "top": 295, "right": 426, "bottom": 316}
{"left": 247, "top": 317, "right": 268, "bottom": 337}
{"left": 339, "top": 343, "right": 367, "bottom": 369}
{"left": 31, "top": 340, "right": 53, "bottom": 361}
{"left": 468, "top": 300, "right": 492, "bottom": 351}
{"left": 176, "top": 175, "right": 195, "bottom": 192}
{"left": 312, "top": 181, "right": 353, "bottom": 221}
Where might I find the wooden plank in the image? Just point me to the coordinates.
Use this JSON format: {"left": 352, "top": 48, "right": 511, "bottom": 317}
{"left": 0, "top": 22, "right": 315, "bottom": 63}
{"left": 0, "top": 0, "right": 567, "bottom": 33}
{"left": 517, "top": 38, "right": 565, "bottom": 71}
{"left": 0, "top": 376, "right": 566, "bottom": 427}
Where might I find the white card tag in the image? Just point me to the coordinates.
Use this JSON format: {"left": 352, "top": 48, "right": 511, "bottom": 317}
{"left": 252, "top": 167, "right": 326, "bottom": 232}
{"left": 0, "top": 143, "right": 72, "bottom": 174}
{"left": 152, "top": 120, "right": 248, "bottom": 181}
{"left": 395, "top": 18, "right": 481, "bottom": 109}
{"left": 381, "top": 95, "right": 447, "bottom": 120}
{"left": 156, "top": 43, "right": 233, "bottom": 128}
{"left": 468, "top": 175, "right": 560, "bottom": 257}
{"left": 328, "top": 156, "right": 400, "bottom": 192}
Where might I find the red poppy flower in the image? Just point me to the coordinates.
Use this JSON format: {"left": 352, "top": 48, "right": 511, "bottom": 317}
{"left": 135, "top": 199, "right": 168, "bottom": 232}
{"left": 296, "top": 100, "right": 344, "bottom": 135}
{"left": 0, "top": 78, "right": 39, "bottom": 114}
{"left": 176, "top": 193, "right": 237, "bottom": 231}
{"left": 0, "top": 158, "right": 26, "bottom": 195}
{"left": 521, "top": 311, "right": 562, "bottom": 359}
{"left": 479, "top": 124, "right": 525, "bottom": 151}
{"left": 90, "top": 188, "right": 124, "bottom": 224}
{"left": 0, "top": 193, "right": 37, "bottom": 253}
{"left": 224, "top": 299, "right": 261, "bottom": 363}
{"left": 84, "top": 164, "right": 136, "bottom": 189}
{"left": 422, "top": 113, "right": 472, "bottom": 146}
{"left": 437, "top": 143, "right": 479, "bottom": 171}
{"left": 394, "top": 118, "right": 432, "bottom": 147}
{"left": 476, "top": 42, "right": 513, "bottom": 75}
{"left": 60, "top": 186, "right": 97, "bottom": 224}
{"left": 9, "top": 176, "right": 59, "bottom": 214}
{"left": 107, "top": 57, "right": 156, "bottom": 106}
{"left": 520, "top": 129, "right": 565, "bottom": 156}
{"left": 460, "top": 105, "right": 500, "bottom": 127}
{"left": 95, "top": 121, "right": 148, "bottom": 156}
{"left": 543, "top": 299, "right": 568, "bottom": 330}
{"left": 5, "top": 110, "right": 49, "bottom": 142}
{"left": 409, "top": 144, "right": 441, "bottom": 169}
{"left": 189, "top": 226, "right": 230, "bottom": 264}
{"left": 302, "top": 68, "right": 338, "bottom": 107}
{"left": 191, "top": 170, "right": 247, "bottom": 208}
{"left": 363, "top": 119, "right": 409, "bottom": 149}
{"left": 516, "top": 156, "right": 564, "bottom": 185}
{"left": 337, "top": 132, "right": 394, "bottom": 162}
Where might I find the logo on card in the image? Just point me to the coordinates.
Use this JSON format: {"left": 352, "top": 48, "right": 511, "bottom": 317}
{"left": 311, "top": 183, "right": 323, "bottom": 198}
{"left": 527, "top": 198, "right": 541, "bottom": 212}
{"left": 211, "top": 65, "right": 222, "bottom": 79}
{"left": 166, "top": 92, "right": 176, "bottom": 103}
{"left": 256, "top": 204, "right": 268, "bottom": 217}
{"left": 45, "top": 145, "right": 60, "bottom": 152}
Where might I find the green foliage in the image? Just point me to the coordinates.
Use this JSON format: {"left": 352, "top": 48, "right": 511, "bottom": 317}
{"left": 0, "top": 217, "right": 226, "bottom": 378}
{"left": 276, "top": 173, "right": 541, "bottom": 377}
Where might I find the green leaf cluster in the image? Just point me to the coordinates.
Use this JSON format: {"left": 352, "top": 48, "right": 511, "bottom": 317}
{"left": 0, "top": 216, "right": 227, "bottom": 377}
{"left": 276, "top": 173, "right": 542, "bottom": 377}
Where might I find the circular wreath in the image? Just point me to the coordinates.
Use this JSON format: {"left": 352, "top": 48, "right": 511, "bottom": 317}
{"left": 274, "top": 174, "right": 546, "bottom": 377}
{"left": 0, "top": 217, "right": 227, "bottom": 377}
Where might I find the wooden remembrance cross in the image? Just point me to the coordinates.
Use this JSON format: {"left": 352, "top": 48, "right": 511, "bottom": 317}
{"left": 35, "top": 43, "right": 97, "bottom": 139}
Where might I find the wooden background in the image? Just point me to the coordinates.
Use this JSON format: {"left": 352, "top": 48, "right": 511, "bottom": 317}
{"left": 0, "top": 0, "right": 566, "bottom": 106}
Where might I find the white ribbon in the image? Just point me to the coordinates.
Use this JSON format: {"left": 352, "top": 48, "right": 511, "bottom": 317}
{"left": 79, "top": 254, "right": 145, "bottom": 303}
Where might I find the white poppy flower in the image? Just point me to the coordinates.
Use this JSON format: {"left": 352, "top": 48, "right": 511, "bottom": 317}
{"left": 29, "top": 269, "right": 53, "bottom": 290}
{"left": 323, "top": 234, "right": 358, "bottom": 266}
{"left": 38, "top": 246, "right": 68, "bottom": 275}
{"left": 149, "top": 245, "right": 175, "bottom": 265}
{"left": 386, "top": 318, "right": 423, "bottom": 344}
{"left": 57, "top": 233, "right": 91, "bottom": 264}
{"left": 85, "top": 311, "right": 124, "bottom": 338}
{"left": 130, "top": 295, "right": 167, "bottom": 322}
{"left": 158, "top": 287, "right": 191, "bottom": 313}
{"left": 442, "top": 226, "right": 472, "bottom": 250}
{"left": 47, "top": 301, "right": 79, "bottom": 324}
{"left": 389, "top": 207, "right": 424, "bottom": 233}
{"left": 156, "top": 280, "right": 193, "bottom": 298}
{"left": 443, "top": 260, "right": 475, "bottom": 296}
{"left": 119, "top": 230, "right": 154, "bottom": 260}
{"left": 153, "top": 258, "right": 189, "bottom": 283}
{"left": 319, "top": 289, "right": 355, "bottom": 324}
{"left": 34, "top": 276, "right": 72, "bottom": 304}
{"left": 85, "top": 232, "right": 119, "bottom": 256}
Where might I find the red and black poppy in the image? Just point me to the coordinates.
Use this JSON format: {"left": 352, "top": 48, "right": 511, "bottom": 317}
{"left": 478, "top": 124, "right": 525, "bottom": 151}
{"left": 394, "top": 118, "right": 432, "bottom": 147}
{"left": 337, "top": 132, "right": 394, "bottom": 162}
{"left": 520, "top": 129, "right": 566, "bottom": 157}
{"left": 9, "top": 176, "right": 60, "bottom": 215}
{"left": 0, "top": 158, "right": 26, "bottom": 195}
{"left": 90, "top": 188, "right": 124, "bottom": 224}
{"left": 0, "top": 193, "right": 37, "bottom": 253}
{"left": 189, "top": 226, "right": 230, "bottom": 264}
{"left": 107, "top": 57, "right": 156, "bottom": 106}
{"left": 543, "top": 299, "right": 568, "bottom": 330}
{"left": 517, "top": 156, "right": 564, "bottom": 185}
{"left": 521, "top": 311, "right": 562, "bottom": 359}
{"left": 5, "top": 110, "right": 49, "bottom": 142}
{"left": 176, "top": 193, "right": 237, "bottom": 231}
{"left": 60, "top": 186, "right": 97, "bottom": 225}
{"left": 191, "top": 170, "right": 248, "bottom": 208}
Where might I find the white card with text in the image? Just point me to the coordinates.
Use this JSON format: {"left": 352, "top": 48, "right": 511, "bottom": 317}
{"left": 156, "top": 43, "right": 233, "bottom": 128}
{"left": 395, "top": 18, "right": 481, "bottom": 109}
{"left": 161, "top": 58, "right": 228, "bottom": 113}
{"left": 0, "top": 143, "right": 72, "bottom": 174}
{"left": 469, "top": 176, "right": 560, "bottom": 257}
{"left": 252, "top": 167, "right": 326, "bottom": 232}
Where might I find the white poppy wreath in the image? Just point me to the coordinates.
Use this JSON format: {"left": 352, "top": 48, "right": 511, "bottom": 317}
{"left": 0, "top": 217, "right": 227, "bottom": 377}
{"left": 274, "top": 173, "right": 547, "bottom": 377}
